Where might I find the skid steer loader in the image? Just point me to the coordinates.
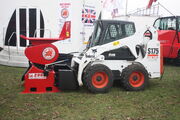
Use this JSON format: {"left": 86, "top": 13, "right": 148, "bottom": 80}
{"left": 21, "top": 20, "right": 163, "bottom": 93}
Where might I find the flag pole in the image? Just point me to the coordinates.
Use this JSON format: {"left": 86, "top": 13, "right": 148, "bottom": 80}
{"left": 125, "top": 0, "right": 128, "bottom": 15}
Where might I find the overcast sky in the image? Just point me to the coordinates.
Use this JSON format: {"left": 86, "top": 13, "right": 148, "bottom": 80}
{"left": 127, "top": 0, "right": 180, "bottom": 16}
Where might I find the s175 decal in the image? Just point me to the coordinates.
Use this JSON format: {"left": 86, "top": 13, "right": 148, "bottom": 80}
{"left": 148, "top": 48, "right": 159, "bottom": 56}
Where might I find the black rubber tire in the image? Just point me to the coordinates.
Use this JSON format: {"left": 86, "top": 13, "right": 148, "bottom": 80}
{"left": 175, "top": 51, "right": 180, "bottom": 66}
{"left": 83, "top": 64, "right": 113, "bottom": 93}
{"left": 121, "top": 64, "right": 149, "bottom": 91}
{"left": 174, "top": 58, "right": 180, "bottom": 66}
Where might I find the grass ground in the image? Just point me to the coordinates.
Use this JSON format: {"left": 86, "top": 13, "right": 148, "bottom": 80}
{"left": 0, "top": 65, "right": 179, "bottom": 120}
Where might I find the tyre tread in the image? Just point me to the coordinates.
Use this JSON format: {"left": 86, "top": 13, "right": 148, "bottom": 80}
{"left": 121, "top": 64, "right": 149, "bottom": 91}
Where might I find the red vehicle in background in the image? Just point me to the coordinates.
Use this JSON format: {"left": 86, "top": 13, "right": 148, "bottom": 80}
{"left": 153, "top": 16, "right": 180, "bottom": 64}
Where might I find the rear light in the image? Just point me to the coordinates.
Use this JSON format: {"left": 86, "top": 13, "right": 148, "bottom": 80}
{"left": 42, "top": 47, "right": 56, "bottom": 60}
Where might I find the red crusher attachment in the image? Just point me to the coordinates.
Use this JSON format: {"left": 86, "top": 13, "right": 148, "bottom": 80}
{"left": 21, "top": 43, "right": 60, "bottom": 94}
{"left": 20, "top": 21, "right": 71, "bottom": 93}
{"left": 21, "top": 65, "right": 60, "bottom": 94}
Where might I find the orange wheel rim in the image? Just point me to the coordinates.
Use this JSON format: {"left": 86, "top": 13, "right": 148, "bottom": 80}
{"left": 129, "top": 72, "right": 144, "bottom": 87}
{"left": 92, "top": 72, "right": 109, "bottom": 88}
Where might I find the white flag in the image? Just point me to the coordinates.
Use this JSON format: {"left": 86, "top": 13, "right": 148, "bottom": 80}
{"left": 103, "top": 0, "right": 126, "bottom": 17}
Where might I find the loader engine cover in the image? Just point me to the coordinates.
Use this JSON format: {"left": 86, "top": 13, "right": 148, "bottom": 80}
{"left": 25, "top": 44, "right": 59, "bottom": 65}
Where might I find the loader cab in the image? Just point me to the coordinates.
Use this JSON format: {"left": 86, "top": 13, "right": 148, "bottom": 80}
{"left": 153, "top": 16, "right": 180, "bottom": 59}
{"left": 88, "top": 20, "right": 136, "bottom": 48}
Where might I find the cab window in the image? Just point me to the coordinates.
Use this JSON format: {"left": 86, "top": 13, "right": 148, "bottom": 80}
{"left": 154, "top": 17, "right": 176, "bottom": 30}
{"left": 125, "top": 24, "right": 135, "bottom": 36}
{"left": 103, "top": 23, "right": 135, "bottom": 44}
{"left": 177, "top": 17, "right": 180, "bottom": 32}
{"left": 154, "top": 18, "right": 160, "bottom": 29}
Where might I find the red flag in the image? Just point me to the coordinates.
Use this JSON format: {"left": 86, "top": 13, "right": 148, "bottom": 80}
{"left": 147, "top": 0, "right": 157, "bottom": 8}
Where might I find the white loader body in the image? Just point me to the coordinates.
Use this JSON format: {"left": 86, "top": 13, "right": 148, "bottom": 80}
{"left": 71, "top": 25, "right": 161, "bottom": 86}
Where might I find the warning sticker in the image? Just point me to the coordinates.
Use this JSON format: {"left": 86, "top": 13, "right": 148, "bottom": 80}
{"left": 28, "top": 73, "right": 47, "bottom": 79}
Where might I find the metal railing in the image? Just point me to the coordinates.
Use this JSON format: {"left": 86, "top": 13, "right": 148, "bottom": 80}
{"left": 33, "top": 28, "right": 52, "bottom": 38}
{"left": 128, "top": 4, "right": 160, "bottom": 17}
{"left": 7, "top": 32, "right": 18, "bottom": 60}
{"left": 2, "top": 27, "right": 5, "bottom": 49}
{"left": 3, "top": 28, "right": 53, "bottom": 60}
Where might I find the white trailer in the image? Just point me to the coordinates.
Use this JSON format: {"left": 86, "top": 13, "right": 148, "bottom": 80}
{"left": 0, "top": 0, "right": 102, "bottom": 67}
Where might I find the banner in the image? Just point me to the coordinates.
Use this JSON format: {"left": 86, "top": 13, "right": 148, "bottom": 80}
{"left": 147, "top": 0, "right": 157, "bottom": 8}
